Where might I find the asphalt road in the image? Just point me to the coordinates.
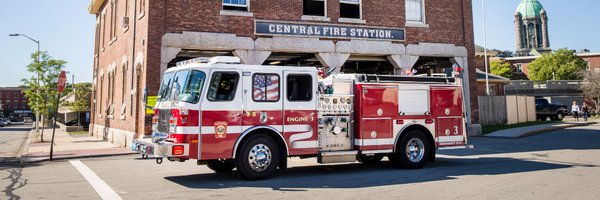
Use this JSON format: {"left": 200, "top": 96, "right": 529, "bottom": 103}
{"left": 2, "top": 123, "right": 600, "bottom": 200}
{"left": 0, "top": 123, "right": 30, "bottom": 163}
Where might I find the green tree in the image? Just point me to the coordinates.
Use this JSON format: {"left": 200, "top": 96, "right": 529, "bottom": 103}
{"left": 528, "top": 48, "right": 587, "bottom": 81}
{"left": 581, "top": 71, "right": 600, "bottom": 112}
{"left": 490, "top": 60, "right": 514, "bottom": 79}
{"left": 68, "top": 83, "right": 91, "bottom": 131}
{"left": 21, "top": 51, "right": 66, "bottom": 141}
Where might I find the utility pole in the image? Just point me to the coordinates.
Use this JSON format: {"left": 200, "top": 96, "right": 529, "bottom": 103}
{"left": 481, "top": 0, "right": 490, "bottom": 96}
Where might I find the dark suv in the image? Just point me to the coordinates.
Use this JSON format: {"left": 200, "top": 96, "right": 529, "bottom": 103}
{"left": 535, "top": 98, "right": 568, "bottom": 121}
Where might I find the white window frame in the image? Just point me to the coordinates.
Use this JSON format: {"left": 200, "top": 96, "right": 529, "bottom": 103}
{"left": 223, "top": 0, "right": 249, "bottom": 9}
{"left": 338, "top": 0, "right": 364, "bottom": 23}
{"left": 301, "top": 0, "right": 330, "bottom": 22}
{"left": 221, "top": 0, "right": 253, "bottom": 16}
{"left": 405, "top": 0, "right": 428, "bottom": 27}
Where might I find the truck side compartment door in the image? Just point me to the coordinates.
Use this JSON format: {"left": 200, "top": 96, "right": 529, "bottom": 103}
{"left": 283, "top": 72, "right": 318, "bottom": 156}
{"left": 430, "top": 86, "right": 465, "bottom": 147}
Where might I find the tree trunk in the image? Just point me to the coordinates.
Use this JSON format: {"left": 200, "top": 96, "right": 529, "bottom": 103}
{"left": 77, "top": 111, "right": 81, "bottom": 132}
{"left": 40, "top": 115, "right": 45, "bottom": 142}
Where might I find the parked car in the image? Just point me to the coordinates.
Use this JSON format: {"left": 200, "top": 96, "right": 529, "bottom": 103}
{"left": 0, "top": 118, "right": 7, "bottom": 127}
{"left": 535, "top": 98, "right": 569, "bottom": 121}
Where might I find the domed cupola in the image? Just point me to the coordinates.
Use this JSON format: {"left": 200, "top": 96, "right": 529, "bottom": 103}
{"left": 516, "top": 0, "right": 544, "bottom": 19}
{"left": 514, "top": 0, "right": 550, "bottom": 56}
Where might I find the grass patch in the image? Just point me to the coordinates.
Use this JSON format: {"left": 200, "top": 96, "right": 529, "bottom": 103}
{"left": 482, "top": 121, "right": 557, "bottom": 135}
{"left": 68, "top": 131, "right": 89, "bottom": 137}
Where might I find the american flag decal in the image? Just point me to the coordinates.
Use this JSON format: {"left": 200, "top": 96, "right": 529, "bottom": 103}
{"left": 253, "top": 74, "right": 280, "bottom": 101}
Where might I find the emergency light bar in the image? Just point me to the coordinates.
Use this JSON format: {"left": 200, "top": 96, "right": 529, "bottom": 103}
{"left": 176, "top": 56, "right": 241, "bottom": 66}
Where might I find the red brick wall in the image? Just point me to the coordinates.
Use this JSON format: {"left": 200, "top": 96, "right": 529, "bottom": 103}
{"left": 92, "top": 0, "right": 149, "bottom": 136}
{"left": 582, "top": 55, "right": 600, "bottom": 73}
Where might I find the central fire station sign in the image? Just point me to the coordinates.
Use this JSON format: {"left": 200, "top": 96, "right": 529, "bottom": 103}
{"left": 255, "top": 20, "right": 405, "bottom": 41}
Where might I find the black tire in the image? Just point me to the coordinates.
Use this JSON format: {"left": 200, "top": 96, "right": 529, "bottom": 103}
{"left": 553, "top": 112, "right": 564, "bottom": 121}
{"left": 234, "top": 134, "right": 280, "bottom": 180}
{"left": 389, "top": 130, "right": 430, "bottom": 169}
{"left": 206, "top": 159, "right": 236, "bottom": 173}
{"left": 357, "top": 154, "right": 384, "bottom": 164}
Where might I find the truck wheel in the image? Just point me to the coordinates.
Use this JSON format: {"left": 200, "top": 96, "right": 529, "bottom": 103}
{"left": 207, "top": 159, "right": 236, "bottom": 173}
{"left": 235, "top": 134, "right": 280, "bottom": 180}
{"left": 552, "top": 112, "right": 564, "bottom": 121}
{"left": 389, "top": 130, "right": 430, "bottom": 169}
{"left": 357, "top": 154, "right": 384, "bottom": 164}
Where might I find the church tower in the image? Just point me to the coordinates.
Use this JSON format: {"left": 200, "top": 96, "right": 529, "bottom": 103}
{"left": 515, "top": 0, "right": 550, "bottom": 56}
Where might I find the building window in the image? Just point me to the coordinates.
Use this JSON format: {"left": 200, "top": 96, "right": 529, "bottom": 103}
{"left": 109, "top": 0, "right": 118, "bottom": 41}
{"left": 102, "top": 12, "right": 106, "bottom": 50}
{"left": 121, "top": 63, "right": 127, "bottom": 113}
{"left": 287, "top": 74, "right": 313, "bottom": 101}
{"left": 207, "top": 72, "right": 239, "bottom": 102}
{"left": 223, "top": 0, "right": 248, "bottom": 12}
{"left": 406, "top": 0, "right": 425, "bottom": 23}
{"left": 339, "top": 0, "right": 360, "bottom": 19}
{"left": 486, "top": 85, "right": 497, "bottom": 95}
{"left": 253, "top": 74, "right": 280, "bottom": 102}
{"left": 584, "top": 61, "right": 590, "bottom": 71}
{"left": 139, "top": 0, "right": 145, "bottom": 15}
{"left": 516, "top": 64, "right": 523, "bottom": 74}
{"left": 304, "top": 0, "right": 326, "bottom": 16}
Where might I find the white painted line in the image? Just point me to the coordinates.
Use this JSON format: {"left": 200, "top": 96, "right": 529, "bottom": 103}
{"left": 69, "top": 160, "right": 123, "bottom": 200}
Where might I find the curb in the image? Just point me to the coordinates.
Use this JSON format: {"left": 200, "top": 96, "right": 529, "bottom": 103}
{"left": 516, "top": 122, "right": 597, "bottom": 138}
{"left": 17, "top": 129, "right": 35, "bottom": 164}
{"left": 22, "top": 151, "right": 138, "bottom": 163}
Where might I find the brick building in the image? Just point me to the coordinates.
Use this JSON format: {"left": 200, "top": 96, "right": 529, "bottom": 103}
{"left": 88, "top": 0, "right": 477, "bottom": 146}
{"left": 0, "top": 87, "right": 31, "bottom": 117}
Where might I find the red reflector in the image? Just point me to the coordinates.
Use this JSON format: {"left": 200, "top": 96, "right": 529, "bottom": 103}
{"left": 172, "top": 145, "right": 184, "bottom": 155}
{"left": 396, "top": 120, "right": 404, "bottom": 124}
{"left": 425, "top": 119, "right": 434, "bottom": 124}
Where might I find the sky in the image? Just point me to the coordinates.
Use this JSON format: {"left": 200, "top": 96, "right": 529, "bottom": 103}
{"left": 473, "top": 0, "right": 600, "bottom": 52}
{"left": 0, "top": 0, "right": 95, "bottom": 87}
{"left": 1, "top": 0, "right": 599, "bottom": 86}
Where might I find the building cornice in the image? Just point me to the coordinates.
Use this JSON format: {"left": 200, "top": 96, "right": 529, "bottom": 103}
{"left": 88, "top": 0, "right": 106, "bottom": 14}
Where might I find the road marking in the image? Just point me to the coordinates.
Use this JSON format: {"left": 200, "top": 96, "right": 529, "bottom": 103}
{"left": 69, "top": 160, "right": 123, "bottom": 200}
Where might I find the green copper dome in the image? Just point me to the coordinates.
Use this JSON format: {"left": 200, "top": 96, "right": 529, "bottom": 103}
{"left": 516, "top": 0, "right": 544, "bottom": 18}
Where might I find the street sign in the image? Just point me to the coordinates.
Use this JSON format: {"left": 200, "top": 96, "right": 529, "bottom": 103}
{"left": 58, "top": 70, "right": 67, "bottom": 93}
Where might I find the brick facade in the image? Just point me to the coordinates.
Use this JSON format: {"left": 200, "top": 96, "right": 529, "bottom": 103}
{"left": 0, "top": 87, "right": 30, "bottom": 112}
{"left": 88, "top": 0, "right": 477, "bottom": 146}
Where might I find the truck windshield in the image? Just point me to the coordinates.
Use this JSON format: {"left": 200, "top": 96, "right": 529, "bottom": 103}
{"left": 157, "top": 70, "right": 206, "bottom": 103}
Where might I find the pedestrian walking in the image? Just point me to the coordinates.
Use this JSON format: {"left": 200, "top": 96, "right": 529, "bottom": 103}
{"left": 571, "top": 101, "right": 580, "bottom": 121}
{"left": 582, "top": 103, "right": 589, "bottom": 121}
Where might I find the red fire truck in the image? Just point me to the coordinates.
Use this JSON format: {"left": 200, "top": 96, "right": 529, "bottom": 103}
{"left": 132, "top": 57, "right": 470, "bottom": 180}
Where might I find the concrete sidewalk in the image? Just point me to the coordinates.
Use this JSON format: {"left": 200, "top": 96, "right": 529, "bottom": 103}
{"left": 485, "top": 120, "right": 598, "bottom": 138}
{"left": 21, "top": 127, "right": 134, "bottom": 163}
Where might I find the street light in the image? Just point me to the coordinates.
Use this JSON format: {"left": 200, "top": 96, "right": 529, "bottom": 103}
{"left": 10, "top": 33, "right": 41, "bottom": 133}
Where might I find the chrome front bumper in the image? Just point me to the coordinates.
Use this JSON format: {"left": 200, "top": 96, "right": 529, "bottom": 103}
{"left": 131, "top": 139, "right": 189, "bottom": 157}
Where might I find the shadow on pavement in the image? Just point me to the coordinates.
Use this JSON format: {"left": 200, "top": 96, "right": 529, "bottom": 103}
{"left": 0, "top": 127, "right": 32, "bottom": 132}
{"left": 164, "top": 156, "right": 574, "bottom": 190}
{"left": 444, "top": 126, "right": 600, "bottom": 157}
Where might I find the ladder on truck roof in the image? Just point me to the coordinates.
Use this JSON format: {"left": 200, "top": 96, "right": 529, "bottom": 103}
{"left": 359, "top": 74, "right": 456, "bottom": 84}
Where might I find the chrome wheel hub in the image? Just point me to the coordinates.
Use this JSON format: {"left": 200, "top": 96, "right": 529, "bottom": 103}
{"left": 248, "top": 144, "right": 272, "bottom": 172}
{"left": 406, "top": 138, "right": 425, "bottom": 162}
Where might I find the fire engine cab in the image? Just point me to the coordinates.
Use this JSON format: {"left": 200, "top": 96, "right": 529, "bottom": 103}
{"left": 132, "top": 56, "right": 470, "bottom": 180}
